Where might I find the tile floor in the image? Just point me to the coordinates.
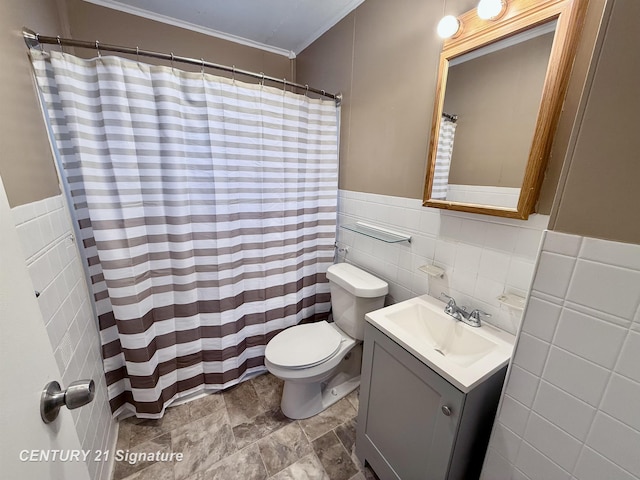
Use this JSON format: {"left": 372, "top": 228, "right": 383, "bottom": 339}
{"left": 112, "top": 373, "right": 378, "bottom": 480}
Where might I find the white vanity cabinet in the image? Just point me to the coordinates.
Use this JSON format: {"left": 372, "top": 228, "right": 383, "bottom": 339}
{"left": 355, "top": 323, "right": 507, "bottom": 480}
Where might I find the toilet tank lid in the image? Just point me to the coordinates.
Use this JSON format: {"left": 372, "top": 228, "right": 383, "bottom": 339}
{"left": 326, "top": 263, "right": 388, "bottom": 298}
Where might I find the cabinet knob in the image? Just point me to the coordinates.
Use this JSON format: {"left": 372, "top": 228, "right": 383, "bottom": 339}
{"left": 441, "top": 405, "right": 452, "bottom": 416}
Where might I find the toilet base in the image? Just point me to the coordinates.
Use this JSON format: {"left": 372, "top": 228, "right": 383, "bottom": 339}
{"left": 280, "top": 344, "right": 362, "bottom": 419}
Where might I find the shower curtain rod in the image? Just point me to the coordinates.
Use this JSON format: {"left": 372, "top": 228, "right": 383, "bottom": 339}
{"left": 22, "top": 28, "right": 342, "bottom": 104}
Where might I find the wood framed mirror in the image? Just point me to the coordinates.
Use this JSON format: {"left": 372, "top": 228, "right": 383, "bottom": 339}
{"left": 423, "top": 0, "right": 588, "bottom": 219}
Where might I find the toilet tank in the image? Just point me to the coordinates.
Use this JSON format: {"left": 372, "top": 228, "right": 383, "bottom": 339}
{"left": 326, "top": 263, "right": 388, "bottom": 340}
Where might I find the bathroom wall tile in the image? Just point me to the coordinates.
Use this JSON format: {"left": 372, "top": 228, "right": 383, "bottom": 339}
{"left": 506, "top": 258, "right": 536, "bottom": 293}
{"left": 411, "top": 234, "right": 436, "bottom": 259}
{"left": 600, "top": 374, "right": 640, "bottom": 432}
{"left": 513, "top": 333, "right": 549, "bottom": 376}
{"left": 579, "top": 237, "right": 640, "bottom": 271}
{"left": 532, "top": 381, "right": 595, "bottom": 442}
{"left": 419, "top": 210, "right": 440, "bottom": 236}
{"left": 543, "top": 231, "right": 582, "bottom": 257}
{"left": 515, "top": 442, "right": 570, "bottom": 480}
{"left": 480, "top": 448, "right": 514, "bottom": 480}
{"left": 484, "top": 231, "right": 640, "bottom": 480}
{"left": 587, "top": 412, "right": 640, "bottom": 476}
{"left": 454, "top": 243, "right": 483, "bottom": 273}
{"left": 439, "top": 214, "right": 462, "bottom": 240}
{"left": 450, "top": 270, "right": 477, "bottom": 297}
{"left": 616, "top": 331, "right": 640, "bottom": 383}
{"left": 497, "top": 395, "right": 530, "bottom": 437}
{"left": 567, "top": 260, "right": 640, "bottom": 319}
{"left": 573, "top": 447, "right": 638, "bottom": 480}
{"left": 478, "top": 249, "right": 511, "bottom": 283}
{"left": 11, "top": 202, "right": 34, "bottom": 225}
{"left": 511, "top": 468, "right": 530, "bottom": 480}
{"left": 633, "top": 308, "right": 640, "bottom": 334}
{"left": 473, "top": 277, "right": 505, "bottom": 309}
{"left": 484, "top": 223, "right": 518, "bottom": 253}
{"left": 514, "top": 228, "right": 543, "bottom": 260}
{"left": 553, "top": 308, "right": 627, "bottom": 368}
{"left": 542, "top": 347, "right": 609, "bottom": 407}
{"left": 490, "top": 424, "right": 522, "bottom": 464}
{"left": 563, "top": 300, "right": 632, "bottom": 329}
{"left": 531, "top": 252, "right": 575, "bottom": 299}
{"left": 505, "top": 365, "right": 540, "bottom": 408}
{"left": 523, "top": 412, "right": 582, "bottom": 472}
{"left": 434, "top": 239, "right": 457, "bottom": 267}
{"left": 458, "top": 219, "right": 488, "bottom": 246}
{"left": 521, "top": 296, "right": 562, "bottom": 342}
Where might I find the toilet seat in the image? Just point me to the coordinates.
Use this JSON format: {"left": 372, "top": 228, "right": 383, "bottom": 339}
{"left": 265, "top": 321, "right": 343, "bottom": 369}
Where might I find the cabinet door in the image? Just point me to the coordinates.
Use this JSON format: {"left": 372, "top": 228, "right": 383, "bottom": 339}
{"left": 357, "top": 324, "right": 464, "bottom": 480}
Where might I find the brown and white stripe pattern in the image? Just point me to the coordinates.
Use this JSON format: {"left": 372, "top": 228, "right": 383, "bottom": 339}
{"left": 30, "top": 50, "right": 339, "bottom": 418}
{"left": 431, "top": 116, "right": 458, "bottom": 200}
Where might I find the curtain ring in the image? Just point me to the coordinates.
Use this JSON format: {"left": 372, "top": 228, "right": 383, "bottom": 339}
{"left": 57, "top": 36, "right": 63, "bottom": 53}
{"left": 201, "top": 58, "right": 205, "bottom": 75}
{"left": 305, "top": 84, "right": 309, "bottom": 97}
{"left": 136, "top": 46, "right": 139, "bottom": 62}
{"left": 260, "top": 72, "right": 265, "bottom": 87}
{"left": 170, "top": 52, "right": 174, "bottom": 69}
{"left": 95, "top": 40, "right": 101, "bottom": 58}
{"left": 232, "top": 65, "right": 236, "bottom": 83}
{"left": 37, "top": 33, "right": 44, "bottom": 52}
{"left": 283, "top": 78, "right": 287, "bottom": 93}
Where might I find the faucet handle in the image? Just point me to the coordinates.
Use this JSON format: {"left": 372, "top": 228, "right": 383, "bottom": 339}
{"left": 440, "top": 292, "right": 456, "bottom": 305}
{"left": 469, "top": 309, "right": 491, "bottom": 321}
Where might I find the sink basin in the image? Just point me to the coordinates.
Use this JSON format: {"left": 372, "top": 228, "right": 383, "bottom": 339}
{"left": 365, "top": 294, "right": 515, "bottom": 392}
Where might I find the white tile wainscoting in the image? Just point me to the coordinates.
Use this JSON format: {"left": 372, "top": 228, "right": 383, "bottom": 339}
{"left": 336, "top": 189, "right": 549, "bottom": 334}
{"left": 482, "top": 231, "right": 640, "bottom": 480}
{"left": 11, "top": 195, "right": 117, "bottom": 480}
{"left": 446, "top": 184, "right": 521, "bottom": 209}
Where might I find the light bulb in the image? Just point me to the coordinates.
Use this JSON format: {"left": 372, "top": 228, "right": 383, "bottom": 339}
{"left": 437, "top": 15, "right": 460, "bottom": 39}
{"left": 477, "top": 0, "right": 506, "bottom": 20}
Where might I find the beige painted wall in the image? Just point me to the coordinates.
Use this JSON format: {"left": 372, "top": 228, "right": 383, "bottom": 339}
{"left": 297, "top": 0, "right": 478, "bottom": 199}
{"left": 1, "top": 0, "right": 292, "bottom": 208}
{"left": 551, "top": 0, "right": 640, "bottom": 244}
{"left": 446, "top": 32, "right": 554, "bottom": 188}
{"left": 63, "top": 0, "right": 292, "bottom": 80}
{"left": 297, "top": 0, "right": 608, "bottom": 215}
{"left": 0, "top": 0, "right": 65, "bottom": 207}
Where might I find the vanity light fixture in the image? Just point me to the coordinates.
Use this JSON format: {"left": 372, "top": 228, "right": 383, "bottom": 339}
{"left": 477, "top": 0, "right": 507, "bottom": 20}
{"left": 437, "top": 15, "right": 461, "bottom": 39}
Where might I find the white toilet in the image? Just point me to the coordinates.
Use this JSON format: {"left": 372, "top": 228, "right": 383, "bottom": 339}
{"left": 265, "top": 263, "right": 388, "bottom": 419}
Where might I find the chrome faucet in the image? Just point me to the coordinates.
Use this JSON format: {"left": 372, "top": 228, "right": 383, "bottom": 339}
{"left": 440, "top": 293, "right": 490, "bottom": 328}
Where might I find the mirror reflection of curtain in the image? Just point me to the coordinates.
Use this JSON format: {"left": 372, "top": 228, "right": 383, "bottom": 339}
{"left": 432, "top": 116, "right": 457, "bottom": 200}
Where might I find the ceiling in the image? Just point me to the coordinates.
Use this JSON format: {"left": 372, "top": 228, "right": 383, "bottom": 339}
{"left": 84, "top": 0, "right": 365, "bottom": 58}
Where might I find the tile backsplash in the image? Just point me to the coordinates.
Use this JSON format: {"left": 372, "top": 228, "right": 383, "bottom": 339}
{"left": 11, "top": 195, "right": 117, "bottom": 480}
{"left": 337, "top": 190, "right": 549, "bottom": 334}
{"left": 482, "top": 231, "right": 640, "bottom": 480}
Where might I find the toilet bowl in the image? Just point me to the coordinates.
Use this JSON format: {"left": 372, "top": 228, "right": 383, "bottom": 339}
{"left": 265, "top": 263, "right": 388, "bottom": 419}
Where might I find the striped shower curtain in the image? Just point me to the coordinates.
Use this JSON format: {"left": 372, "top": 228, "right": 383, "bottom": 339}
{"left": 30, "top": 50, "right": 339, "bottom": 418}
{"left": 431, "top": 116, "right": 457, "bottom": 200}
